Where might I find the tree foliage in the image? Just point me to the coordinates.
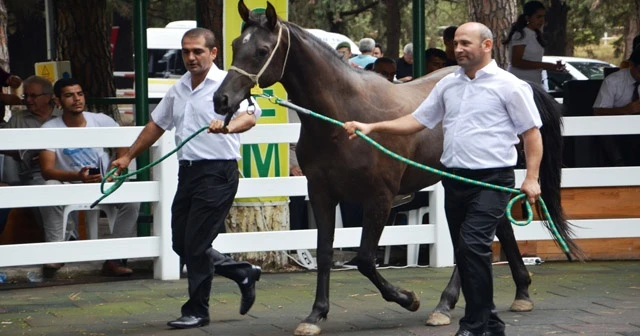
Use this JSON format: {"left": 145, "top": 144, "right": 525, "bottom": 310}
{"left": 564, "top": 0, "right": 639, "bottom": 59}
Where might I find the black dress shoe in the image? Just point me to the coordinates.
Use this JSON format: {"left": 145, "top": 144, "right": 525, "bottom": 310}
{"left": 455, "top": 330, "right": 478, "bottom": 336}
{"left": 483, "top": 331, "right": 506, "bottom": 336}
{"left": 167, "top": 315, "right": 210, "bottom": 329}
{"left": 238, "top": 265, "right": 261, "bottom": 315}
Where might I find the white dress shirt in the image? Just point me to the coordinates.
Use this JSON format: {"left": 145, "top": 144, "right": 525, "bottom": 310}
{"left": 151, "top": 65, "right": 261, "bottom": 161}
{"left": 507, "top": 27, "right": 545, "bottom": 86}
{"left": 412, "top": 60, "right": 542, "bottom": 169}
{"left": 593, "top": 68, "right": 637, "bottom": 108}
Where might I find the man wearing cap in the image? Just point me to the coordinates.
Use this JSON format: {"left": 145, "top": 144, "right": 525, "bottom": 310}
{"left": 336, "top": 41, "right": 352, "bottom": 62}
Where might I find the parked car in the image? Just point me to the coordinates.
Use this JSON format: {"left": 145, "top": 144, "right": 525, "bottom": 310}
{"left": 542, "top": 56, "right": 617, "bottom": 96}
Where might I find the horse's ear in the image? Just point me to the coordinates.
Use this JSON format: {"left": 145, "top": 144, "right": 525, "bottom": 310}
{"left": 265, "top": 1, "right": 279, "bottom": 31}
{"left": 238, "top": 0, "right": 250, "bottom": 23}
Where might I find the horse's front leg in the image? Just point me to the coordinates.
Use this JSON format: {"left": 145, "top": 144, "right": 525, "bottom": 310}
{"left": 294, "top": 188, "right": 337, "bottom": 336}
{"left": 425, "top": 266, "right": 460, "bottom": 326}
{"left": 496, "top": 217, "right": 533, "bottom": 312}
{"left": 354, "top": 197, "right": 420, "bottom": 311}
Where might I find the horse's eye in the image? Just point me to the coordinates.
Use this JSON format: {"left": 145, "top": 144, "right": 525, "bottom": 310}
{"left": 257, "top": 48, "right": 269, "bottom": 57}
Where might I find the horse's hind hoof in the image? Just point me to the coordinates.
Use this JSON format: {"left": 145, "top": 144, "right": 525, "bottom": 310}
{"left": 294, "top": 323, "right": 321, "bottom": 335}
{"left": 510, "top": 299, "right": 534, "bottom": 312}
{"left": 425, "top": 311, "right": 451, "bottom": 326}
{"left": 400, "top": 290, "right": 420, "bottom": 312}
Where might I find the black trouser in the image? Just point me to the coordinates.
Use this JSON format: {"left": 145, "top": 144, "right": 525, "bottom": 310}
{"left": 172, "top": 160, "right": 252, "bottom": 318}
{"left": 442, "top": 167, "right": 514, "bottom": 335}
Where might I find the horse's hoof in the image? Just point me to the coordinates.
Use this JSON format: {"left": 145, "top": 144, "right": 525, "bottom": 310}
{"left": 400, "top": 290, "right": 420, "bottom": 312}
{"left": 294, "top": 323, "right": 321, "bottom": 335}
{"left": 510, "top": 299, "right": 534, "bottom": 312}
{"left": 425, "top": 311, "right": 451, "bottom": 326}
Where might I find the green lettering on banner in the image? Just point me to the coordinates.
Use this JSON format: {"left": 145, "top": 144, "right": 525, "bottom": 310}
{"left": 242, "top": 143, "right": 281, "bottom": 177}
{"left": 261, "top": 108, "right": 276, "bottom": 117}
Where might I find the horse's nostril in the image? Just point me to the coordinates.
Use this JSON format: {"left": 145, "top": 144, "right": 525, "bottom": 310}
{"left": 221, "top": 95, "right": 229, "bottom": 106}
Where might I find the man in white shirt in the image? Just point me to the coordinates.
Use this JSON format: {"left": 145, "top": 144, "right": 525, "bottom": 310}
{"left": 593, "top": 48, "right": 640, "bottom": 165}
{"left": 111, "top": 28, "right": 262, "bottom": 330}
{"left": 344, "top": 22, "right": 543, "bottom": 336}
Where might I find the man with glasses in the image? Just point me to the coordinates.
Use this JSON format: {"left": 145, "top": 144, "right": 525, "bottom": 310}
{"left": 0, "top": 76, "right": 60, "bottom": 250}
{"left": 1, "top": 76, "right": 61, "bottom": 184}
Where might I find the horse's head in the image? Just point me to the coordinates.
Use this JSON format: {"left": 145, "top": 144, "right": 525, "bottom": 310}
{"left": 213, "top": 0, "right": 289, "bottom": 116}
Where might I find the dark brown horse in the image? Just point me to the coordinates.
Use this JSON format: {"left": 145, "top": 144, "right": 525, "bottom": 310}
{"left": 214, "top": 2, "right": 582, "bottom": 335}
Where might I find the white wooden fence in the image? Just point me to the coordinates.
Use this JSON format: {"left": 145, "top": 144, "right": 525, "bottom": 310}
{"left": 0, "top": 116, "right": 639, "bottom": 280}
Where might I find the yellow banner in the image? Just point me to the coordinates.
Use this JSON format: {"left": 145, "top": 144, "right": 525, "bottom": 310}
{"left": 224, "top": 0, "right": 289, "bottom": 203}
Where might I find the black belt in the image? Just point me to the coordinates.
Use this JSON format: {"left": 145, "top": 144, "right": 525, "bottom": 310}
{"left": 178, "top": 159, "right": 235, "bottom": 167}
{"left": 445, "top": 166, "right": 513, "bottom": 178}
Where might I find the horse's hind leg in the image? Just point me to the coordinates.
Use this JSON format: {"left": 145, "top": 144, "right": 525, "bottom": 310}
{"left": 294, "top": 188, "right": 337, "bottom": 336}
{"left": 426, "top": 217, "right": 533, "bottom": 326}
{"left": 426, "top": 266, "right": 460, "bottom": 326}
{"left": 354, "top": 200, "right": 420, "bottom": 311}
{"left": 496, "top": 217, "right": 533, "bottom": 312}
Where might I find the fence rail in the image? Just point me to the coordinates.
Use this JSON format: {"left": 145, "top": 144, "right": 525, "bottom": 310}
{"left": 1, "top": 116, "right": 639, "bottom": 279}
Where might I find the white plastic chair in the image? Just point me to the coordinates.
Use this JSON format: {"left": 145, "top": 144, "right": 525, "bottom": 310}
{"left": 62, "top": 204, "right": 117, "bottom": 240}
{"left": 384, "top": 205, "right": 430, "bottom": 266}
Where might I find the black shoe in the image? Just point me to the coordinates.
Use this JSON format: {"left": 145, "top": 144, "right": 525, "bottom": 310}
{"left": 167, "top": 315, "right": 210, "bottom": 329}
{"left": 238, "top": 265, "right": 261, "bottom": 315}
{"left": 455, "top": 330, "right": 478, "bottom": 336}
{"left": 483, "top": 331, "right": 506, "bottom": 336}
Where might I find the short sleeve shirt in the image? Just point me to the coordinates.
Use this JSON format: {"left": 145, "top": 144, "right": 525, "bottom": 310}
{"left": 412, "top": 61, "right": 542, "bottom": 169}
{"left": 593, "top": 68, "right": 636, "bottom": 108}
{"left": 151, "top": 65, "right": 262, "bottom": 161}
{"left": 41, "top": 112, "right": 117, "bottom": 179}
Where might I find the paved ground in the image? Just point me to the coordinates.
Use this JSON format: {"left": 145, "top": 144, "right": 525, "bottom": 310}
{"left": 0, "top": 261, "right": 639, "bottom": 336}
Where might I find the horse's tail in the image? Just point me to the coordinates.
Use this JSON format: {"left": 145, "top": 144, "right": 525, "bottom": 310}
{"left": 529, "top": 82, "right": 586, "bottom": 261}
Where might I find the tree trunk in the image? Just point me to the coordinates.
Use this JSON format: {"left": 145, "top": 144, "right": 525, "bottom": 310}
{"left": 226, "top": 203, "right": 290, "bottom": 271}
{"left": 197, "top": 0, "right": 224, "bottom": 69}
{"left": 544, "top": 0, "right": 569, "bottom": 56}
{"left": 624, "top": 0, "right": 640, "bottom": 59}
{"left": 468, "top": 0, "right": 517, "bottom": 68}
{"left": 0, "top": 0, "right": 9, "bottom": 72}
{"left": 385, "top": 0, "right": 401, "bottom": 59}
{"left": 56, "top": 0, "right": 119, "bottom": 121}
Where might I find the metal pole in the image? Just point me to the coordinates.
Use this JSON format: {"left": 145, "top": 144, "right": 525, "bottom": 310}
{"left": 133, "top": 0, "right": 151, "bottom": 236}
{"left": 412, "top": 0, "right": 425, "bottom": 79}
{"left": 44, "top": 0, "right": 56, "bottom": 60}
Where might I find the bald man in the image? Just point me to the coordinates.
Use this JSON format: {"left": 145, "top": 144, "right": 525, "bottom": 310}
{"left": 344, "top": 22, "right": 543, "bottom": 336}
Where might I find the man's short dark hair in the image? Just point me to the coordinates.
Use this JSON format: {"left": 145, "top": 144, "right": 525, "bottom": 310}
{"left": 630, "top": 48, "right": 640, "bottom": 66}
{"left": 183, "top": 28, "right": 216, "bottom": 50}
{"left": 425, "top": 48, "right": 447, "bottom": 62}
{"left": 633, "top": 34, "right": 640, "bottom": 50}
{"left": 373, "top": 57, "right": 396, "bottom": 68}
{"left": 53, "top": 77, "right": 81, "bottom": 98}
{"left": 442, "top": 25, "right": 458, "bottom": 42}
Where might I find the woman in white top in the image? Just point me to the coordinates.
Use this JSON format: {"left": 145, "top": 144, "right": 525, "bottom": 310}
{"left": 504, "top": 1, "right": 564, "bottom": 87}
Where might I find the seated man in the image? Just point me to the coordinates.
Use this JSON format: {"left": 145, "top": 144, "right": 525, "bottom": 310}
{"left": 593, "top": 48, "right": 640, "bottom": 165}
{"left": 0, "top": 76, "right": 61, "bottom": 238}
{"left": 39, "top": 78, "right": 140, "bottom": 276}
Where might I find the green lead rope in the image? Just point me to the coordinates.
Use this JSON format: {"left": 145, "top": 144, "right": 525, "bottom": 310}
{"left": 90, "top": 126, "right": 209, "bottom": 208}
{"left": 91, "top": 92, "right": 571, "bottom": 258}
{"left": 255, "top": 93, "right": 572, "bottom": 258}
